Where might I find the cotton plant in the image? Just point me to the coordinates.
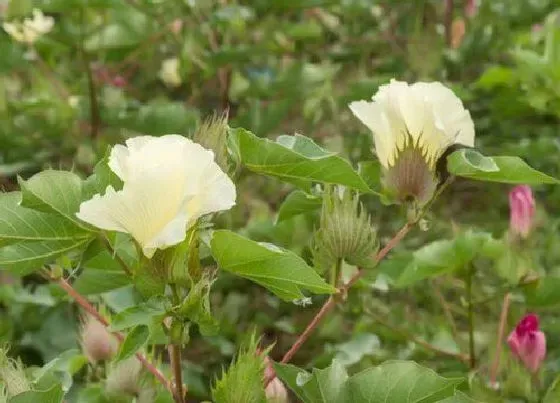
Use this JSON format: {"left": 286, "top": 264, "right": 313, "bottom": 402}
{"left": 1, "top": 80, "right": 559, "bottom": 403}
{"left": 2, "top": 9, "right": 53, "bottom": 44}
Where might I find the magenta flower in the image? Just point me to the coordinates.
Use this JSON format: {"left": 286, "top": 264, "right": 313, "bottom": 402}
{"left": 509, "top": 185, "right": 535, "bottom": 239}
{"left": 507, "top": 314, "right": 546, "bottom": 373}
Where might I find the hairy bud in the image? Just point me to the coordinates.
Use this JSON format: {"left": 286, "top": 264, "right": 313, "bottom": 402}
{"left": 80, "top": 314, "right": 117, "bottom": 364}
{"left": 193, "top": 112, "right": 230, "bottom": 174}
{"left": 0, "top": 347, "right": 30, "bottom": 398}
{"left": 105, "top": 357, "right": 143, "bottom": 397}
{"left": 312, "top": 187, "right": 377, "bottom": 274}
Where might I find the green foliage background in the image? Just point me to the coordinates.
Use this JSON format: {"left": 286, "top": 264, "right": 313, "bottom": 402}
{"left": 2, "top": 0, "right": 560, "bottom": 401}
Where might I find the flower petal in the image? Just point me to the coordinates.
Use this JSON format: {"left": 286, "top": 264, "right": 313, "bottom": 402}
{"left": 79, "top": 134, "right": 236, "bottom": 257}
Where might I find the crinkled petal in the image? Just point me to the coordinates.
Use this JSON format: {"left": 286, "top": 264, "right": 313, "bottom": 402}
{"left": 519, "top": 331, "right": 546, "bottom": 373}
{"left": 79, "top": 134, "right": 236, "bottom": 257}
{"left": 349, "top": 100, "right": 394, "bottom": 168}
{"left": 77, "top": 173, "right": 190, "bottom": 257}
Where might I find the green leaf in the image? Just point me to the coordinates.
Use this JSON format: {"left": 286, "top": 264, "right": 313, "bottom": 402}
{"left": 438, "top": 391, "right": 480, "bottom": 402}
{"left": 0, "top": 238, "right": 92, "bottom": 275}
{"left": 276, "top": 190, "right": 322, "bottom": 222}
{"left": 82, "top": 150, "right": 123, "bottom": 199}
{"left": 447, "top": 150, "right": 560, "bottom": 185}
{"left": 73, "top": 238, "right": 133, "bottom": 295}
{"left": 115, "top": 325, "right": 149, "bottom": 362}
{"left": 339, "top": 361, "right": 463, "bottom": 403}
{"left": 543, "top": 374, "right": 560, "bottom": 403}
{"left": 397, "top": 232, "right": 498, "bottom": 287}
{"left": 275, "top": 360, "right": 349, "bottom": 403}
{"left": 109, "top": 296, "right": 167, "bottom": 331}
{"left": 33, "top": 349, "right": 88, "bottom": 392}
{"left": 358, "top": 161, "right": 383, "bottom": 195}
{"left": 178, "top": 275, "right": 218, "bottom": 336}
{"left": 10, "top": 384, "right": 64, "bottom": 403}
{"left": 18, "top": 170, "right": 88, "bottom": 227}
{"left": 524, "top": 277, "right": 560, "bottom": 307}
{"left": 0, "top": 192, "right": 90, "bottom": 247}
{"left": 229, "top": 128, "right": 371, "bottom": 192}
{"left": 210, "top": 230, "right": 335, "bottom": 301}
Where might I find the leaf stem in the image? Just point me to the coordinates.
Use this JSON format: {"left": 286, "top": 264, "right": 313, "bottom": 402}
{"left": 431, "top": 279, "right": 459, "bottom": 344}
{"left": 49, "top": 273, "right": 174, "bottom": 396}
{"left": 366, "top": 308, "right": 469, "bottom": 363}
{"left": 330, "top": 258, "right": 342, "bottom": 287}
{"left": 168, "top": 341, "right": 185, "bottom": 403}
{"left": 100, "top": 236, "right": 132, "bottom": 276}
{"left": 466, "top": 266, "right": 476, "bottom": 369}
{"left": 490, "top": 292, "right": 511, "bottom": 386}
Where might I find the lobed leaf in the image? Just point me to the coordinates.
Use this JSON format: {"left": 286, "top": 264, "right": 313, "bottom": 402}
{"left": 229, "top": 127, "right": 372, "bottom": 192}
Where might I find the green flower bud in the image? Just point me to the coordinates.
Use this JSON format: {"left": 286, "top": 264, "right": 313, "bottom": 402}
{"left": 312, "top": 187, "right": 378, "bottom": 275}
{"left": 193, "top": 112, "right": 230, "bottom": 174}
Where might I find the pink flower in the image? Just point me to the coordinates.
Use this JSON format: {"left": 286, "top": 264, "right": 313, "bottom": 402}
{"left": 465, "top": 0, "right": 478, "bottom": 18}
{"left": 509, "top": 185, "right": 535, "bottom": 239}
{"left": 507, "top": 314, "right": 546, "bottom": 373}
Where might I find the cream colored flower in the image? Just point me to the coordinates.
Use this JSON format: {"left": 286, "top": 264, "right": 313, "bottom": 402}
{"left": 159, "top": 58, "right": 182, "bottom": 87}
{"left": 76, "top": 135, "right": 236, "bottom": 257}
{"left": 349, "top": 79, "right": 474, "bottom": 203}
{"left": 2, "top": 9, "right": 54, "bottom": 44}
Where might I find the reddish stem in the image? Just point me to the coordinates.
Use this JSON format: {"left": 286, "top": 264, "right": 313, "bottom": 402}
{"left": 55, "top": 277, "right": 175, "bottom": 396}
{"left": 268, "top": 221, "right": 415, "bottom": 382}
{"left": 490, "top": 293, "right": 511, "bottom": 386}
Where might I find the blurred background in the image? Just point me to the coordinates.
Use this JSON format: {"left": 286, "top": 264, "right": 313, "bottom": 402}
{"left": 2, "top": 0, "right": 560, "bottom": 400}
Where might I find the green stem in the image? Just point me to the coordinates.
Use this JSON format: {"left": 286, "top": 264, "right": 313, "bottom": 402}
{"left": 466, "top": 267, "right": 476, "bottom": 369}
{"left": 330, "top": 258, "right": 342, "bottom": 287}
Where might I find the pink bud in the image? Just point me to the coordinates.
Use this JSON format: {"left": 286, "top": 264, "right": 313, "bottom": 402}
{"left": 263, "top": 356, "right": 288, "bottom": 403}
{"left": 509, "top": 185, "right": 535, "bottom": 239}
{"left": 266, "top": 377, "right": 288, "bottom": 402}
{"left": 111, "top": 75, "right": 127, "bottom": 88}
{"left": 465, "top": 0, "right": 477, "bottom": 18}
{"left": 169, "top": 19, "right": 183, "bottom": 35}
{"left": 507, "top": 314, "right": 546, "bottom": 373}
{"left": 80, "top": 315, "right": 117, "bottom": 363}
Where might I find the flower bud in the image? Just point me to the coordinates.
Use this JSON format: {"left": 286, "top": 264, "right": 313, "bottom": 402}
{"left": 507, "top": 314, "right": 546, "bottom": 373}
{"left": 312, "top": 187, "right": 377, "bottom": 274}
{"left": 193, "top": 112, "right": 230, "bottom": 174}
{"left": 0, "top": 348, "right": 30, "bottom": 398}
{"left": 263, "top": 357, "right": 288, "bottom": 403}
{"left": 105, "top": 356, "right": 143, "bottom": 397}
{"left": 80, "top": 314, "right": 117, "bottom": 364}
{"left": 509, "top": 185, "right": 535, "bottom": 239}
{"left": 465, "top": 0, "right": 478, "bottom": 18}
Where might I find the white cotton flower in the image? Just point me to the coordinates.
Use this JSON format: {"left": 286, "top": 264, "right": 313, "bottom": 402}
{"left": 349, "top": 79, "right": 474, "bottom": 203}
{"left": 76, "top": 135, "right": 236, "bottom": 257}
{"left": 159, "top": 58, "right": 182, "bottom": 88}
{"left": 2, "top": 9, "right": 54, "bottom": 44}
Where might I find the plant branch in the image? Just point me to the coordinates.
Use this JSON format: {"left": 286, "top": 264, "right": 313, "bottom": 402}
{"left": 431, "top": 279, "right": 459, "bottom": 343}
{"left": 466, "top": 267, "right": 476, "bottom": 369}
{"left": 490, "top": 292, "right": 511, "bottom": 386}
{"left": 168, "top": 343, "right": 185, "bottom": 403}
{"left": 277, "top": 220, "right": 416, "bottom": 368}
{"left": 52, "top": 275, "right": 174, "bottom": 396}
